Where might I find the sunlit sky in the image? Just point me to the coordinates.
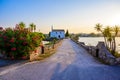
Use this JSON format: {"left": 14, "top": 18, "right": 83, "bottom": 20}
{"left": 0, "top": 0, "right": 120, "bottom": 33}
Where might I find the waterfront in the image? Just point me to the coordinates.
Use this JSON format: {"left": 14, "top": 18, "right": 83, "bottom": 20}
{"left": 79, "top": 37, "right": 120, "bottom": 53}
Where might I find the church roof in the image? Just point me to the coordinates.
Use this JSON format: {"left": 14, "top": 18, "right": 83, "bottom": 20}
{"left": 52, "top": 29, "right": 65, "bottom": 32}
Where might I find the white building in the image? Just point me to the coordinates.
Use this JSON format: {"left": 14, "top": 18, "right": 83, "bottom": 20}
{"left": 50, "top": 26, "right": 65, "bottom": 39}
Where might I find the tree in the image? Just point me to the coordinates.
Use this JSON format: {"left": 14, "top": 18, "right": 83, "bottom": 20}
{"left": 29, "top": 23, "right": 36, "bottom": 32}
{"left": 103, "top": 26, "right": 112, "bottom": 49}
{"left": 89, "top": 33, "right": 96, "bottom": 37}
{"left": 95, "top": 24, "right": 120, "bottom": 54}
{"left": 65, "top": 29, "right": 69, "bottom": 37}
{"left": 49, "top": 32, "right": 51, "bottom": 37}
{"left": 33, "top": 24, "right": 36, "bottom": 32}
{"left": 112, "top": 26, "right": 120, "bottom": 53}
{"left": 19, "top": 22, "right": 26, "bottom": 30}
{"left": 95, "top": 23, "right": 102, "bottom": 32}
{"left": 95, "top": 23, "right": 107, "bottom": 47}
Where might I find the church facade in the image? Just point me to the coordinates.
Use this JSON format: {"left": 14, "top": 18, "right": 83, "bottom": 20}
{"left": 50, "top": 26, "right": 65, "bottom": 39}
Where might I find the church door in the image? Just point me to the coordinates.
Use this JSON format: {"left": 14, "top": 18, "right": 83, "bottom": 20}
{"left": 58, "top": 35, "right": 60, "bottom": 38}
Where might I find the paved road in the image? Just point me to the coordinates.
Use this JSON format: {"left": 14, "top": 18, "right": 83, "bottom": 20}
{"left": 0, "top": 39, "right": 120, "bottom": 80}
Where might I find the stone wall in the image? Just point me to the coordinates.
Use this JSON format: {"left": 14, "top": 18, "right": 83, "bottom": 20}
{"left": 77, "top": 41, "right": 117, "bottom": 65}
{"left": 30, "top": 40, "right": 62, "bottom": 61}
{"left": 96, "top": 42, "right": 117, "bottom": 65}
{"left": 30, "top": 46, "right": 42, "bottom": 61}
{"left": 30, "top": 44, "right": 54, "bottom": 61}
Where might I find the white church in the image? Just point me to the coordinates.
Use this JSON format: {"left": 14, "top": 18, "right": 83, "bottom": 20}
{"left": 50, "top": 26, "right": 65, "bottom": 39}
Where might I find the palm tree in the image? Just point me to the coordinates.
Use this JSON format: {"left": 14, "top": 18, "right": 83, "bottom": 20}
{"left": 95, "top": 24, "right": 120, "bottom": 54}
{"left": 29, "top": 23, "right": 34, "bottom": 32}
{"left": 103, "top": 26, "right": 112, "bottom": 49}
{"left": 19, "top": 22, "right": 26, "bottom": 30}
{"left": 112, "top": 25, "right": 120, "bottom": 53}
{"left": 95, "top": 23, "right": 102, "bottom": 32}
{"left": 114, "top": 25, "right": 119, "bottom": 36}
{"left": 95, "top": 23, "right": 107, "bottom": 47}
{"left": 33, "top": 24, "right": 36, "bottom": 32}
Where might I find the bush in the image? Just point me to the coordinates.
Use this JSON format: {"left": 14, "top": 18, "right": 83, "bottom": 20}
{"left": 113, "top": 52, "right": 120, "bottom": 58}
{"left": 0, "top": 27, "right": 44, "bottom": 59}
{"left": 70, "top": 34, "right": 79, "bottom": 42}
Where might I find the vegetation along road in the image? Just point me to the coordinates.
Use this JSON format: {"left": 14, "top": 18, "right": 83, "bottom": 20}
{"left": 0, "top": 39, "right": 120, "bottom": 80}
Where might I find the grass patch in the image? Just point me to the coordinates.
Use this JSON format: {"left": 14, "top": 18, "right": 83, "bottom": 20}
{"left": 45, "top": 42, "right": 53, "bottom": 45}
{"left": 113, "top": 52, "right": 120, "bottom": 58}
{"left": 38, "top": 50, "right": 55, "bottom": 60}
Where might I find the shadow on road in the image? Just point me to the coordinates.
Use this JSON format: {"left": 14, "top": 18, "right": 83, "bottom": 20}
{"left": 0, "top": 59, "right": 28, "bottom": 67}
{"left": 50, "top": 62, "right": 120, "bottom": 80}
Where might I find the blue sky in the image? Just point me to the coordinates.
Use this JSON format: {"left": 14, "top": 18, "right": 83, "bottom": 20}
{"left": 0, "top": 0, "right": 120, "bottom": 33}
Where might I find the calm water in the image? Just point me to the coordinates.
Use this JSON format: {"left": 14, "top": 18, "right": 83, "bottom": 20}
{"left": 79, "top": 37, "right": 120, "bottom": 53}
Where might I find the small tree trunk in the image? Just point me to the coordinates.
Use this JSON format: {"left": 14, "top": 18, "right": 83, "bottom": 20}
{"left": 112, "top": 41, "right": 114, "bottom": 52}
{"left": 110, "top": 41, "right": 112, "bottom": 50}
{"left": 104, "top": 36, "right": 108, "bottom": 48}
{"left": 113, "top": 37, "right": 116, "bottom": 53}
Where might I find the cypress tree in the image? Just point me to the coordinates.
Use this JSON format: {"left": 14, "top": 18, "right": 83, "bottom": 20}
{"left": 65, "top": 29, "right": 69, "bottom": 37}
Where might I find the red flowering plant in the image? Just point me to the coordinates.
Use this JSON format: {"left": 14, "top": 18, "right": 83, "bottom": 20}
{"left": 0, "top": 25, "right": 44, "bottom": 59}
{"left": 0, "top": 28, "right": 17, "bottom": 59}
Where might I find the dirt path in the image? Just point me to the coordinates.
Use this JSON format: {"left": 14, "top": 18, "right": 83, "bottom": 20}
{"left": 0, "top": 39, "right": 120, "bottom": 80}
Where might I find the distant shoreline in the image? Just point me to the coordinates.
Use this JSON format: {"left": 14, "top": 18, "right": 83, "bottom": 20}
{"left": 76, "top": 33, "right": 120, "bottom": 37}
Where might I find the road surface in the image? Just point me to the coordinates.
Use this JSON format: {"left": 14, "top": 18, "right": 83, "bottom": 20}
{"left": 0, "top": 39, "right": 120, "bottom": 80}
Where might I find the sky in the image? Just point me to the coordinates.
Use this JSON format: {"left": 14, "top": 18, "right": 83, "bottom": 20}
{"left": 0, "top": 0, "right": 120, "bottom": 33}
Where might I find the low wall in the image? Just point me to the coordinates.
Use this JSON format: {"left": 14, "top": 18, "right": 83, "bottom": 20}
{"left": 30, "top": 44, "right": 54, "bottom": 61}
{"left": 77, "top": 41, "right": 117, "bottom": 65}
{"left": 30, "top": 46, "right": 42, "bottom": 61}
{"left": 96, "top": 42, "right": 117, "bottom": 65}
{"left": 30, "top": 40, "right": 62, "bottom": 61}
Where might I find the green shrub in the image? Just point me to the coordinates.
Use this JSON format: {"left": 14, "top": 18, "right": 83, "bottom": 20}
{"left": 70, "top": 34, "right": 79, "bottom": 42}
{"left": 113, "top": 52, "right": 120, "bottom": 58}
